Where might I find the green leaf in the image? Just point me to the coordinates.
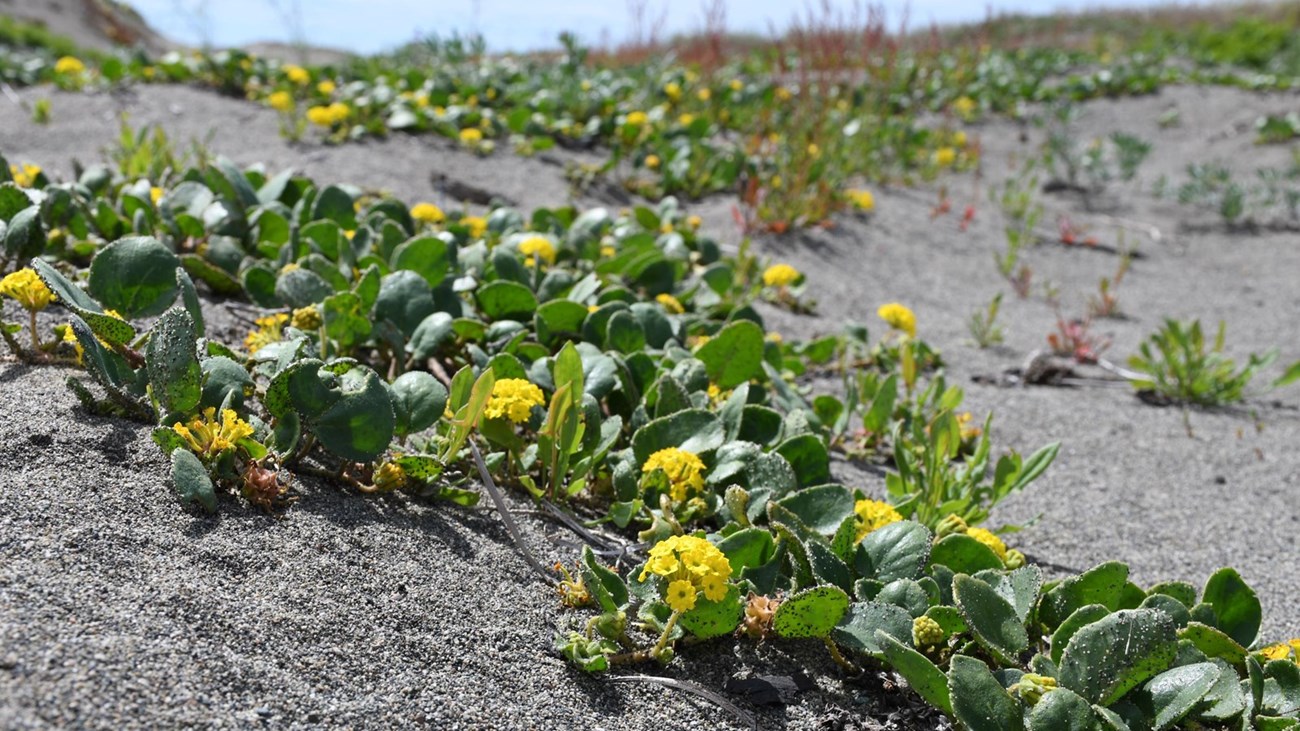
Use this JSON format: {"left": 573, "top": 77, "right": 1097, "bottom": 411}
{"left": 322, "top": 291, "right": 372, "bottom": 350}
{"left": 477, "top": 280, "right": 538, "bottom": 321}
{"left": 1040, "top": 561, "right": 1131, "bottom": 630}
{"left": 312, "top": 185, "right": 357, "bottom": 230}
{"left": 856, "top": 520, "right": 931, "bottom": 583}
{"left": 1200, "top": 568, "right": 1261, "bottom": 648}
{"left": 1196, "top": 659, "right": 1246, "bottom": 722}
{"left": 145, "top": 307, "right": 202, "bottom": 415}
{"left": 1058, "top": 609, "right": 1179, "bottom": 705}
{"left": 772, "top": 585, "right": 850, "bottom": 639}
{"left": 694, "top": 320, "right": 765, "bottom": 388}
{"left": 604, "top": 310, "right": 646, "bottom": 354}
{"left": 389, "top": 371, "right": 447, "bottom": 437}
{"left": 774, "top": 484, "right": 854, "bottom": 535}
{"left": 716, "top": 528, "right": 775, "bottom": 573}
{"left": 200, "top": 356, "right": 253, "bottom": 411}
{"left": 955, "top": 574, "right": 1029, "bottom": 665}
{"left": 3, "top": 206, "right": 44, "bottom": 261}
{"left": 831, "top": 601, "right": 912, "bottom": 657}
{"left": 87, "top": 236, "right": 181, "bottom": 318}
{"left": 1051, "top": 605, "right": 1111, "bottom": 665}
{"left": 306, "top": 364, "right": 396, "bottom": 462}
{"left": 773, "top": 433, "right": 830, "bottom": 487}
{"left": 949, "top": 654, "right": 1024, "bottom": 731}
{"left": 1028, "top": 688, "right": 1104, "bottom": 731}
{"left": 374, "top": 270, "right": 436, "bottom": 337}
{"left": 878, "top": 631, "right": 952, "bottom": 715}
{"left": 391, "top": 236, "right": 451, "bottom": 288}
{"left": 630, "top": 408, "right": 724, "bottom": 466}
{"left": 679, "top": 583, "right": 743, "bottom": 640}
{"left": 170, "top": 448, "right": 215, "bottom": 513}
{"left": 1137, "top": 662, "right": 1218, "bottom": 731}
{"left": 1274, "top": 360, "right": 1300, "bottom": 388}
{"left": 275, "top": 267, "right": 334, "bottom": 309}
{"left": 929, "top": 533, "right": 1004, "bottom": 574}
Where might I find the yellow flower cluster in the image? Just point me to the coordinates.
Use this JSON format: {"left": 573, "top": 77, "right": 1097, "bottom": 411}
{"left": 172, "top": 408, "right": 254, "bottom": 459}
{"left": 244, "top": 313, "right": 289, "bottom": 354}
{"left": 10, "top": 163, "right": 41, "bottom": 188}
{"left": 306, "top": 102, "right": 349, "bottom": 127}
{"left": 518, "top": 235, "right": 557, "bottom": 266}
{"left": 639, "top": 535, "right": 732, "bottom": 613}
{"left": 459, "top": 127, "right": 484, "bottom": 144}
{"left": 846, "top": 188, "right": 875, "bottom": 212}
{"left": 291, "top": 305, "right": 322, "bottom": 330}
{"left": 953, "top": 96, "right": 977, "bottom": 120}
{"left": 933, "top": 147, "right": 957, "bottom": 167}
{"left": 644, "top": 154, "right": 660, "bottom": 169}
{"left": 411, "top": 202, "right": 445, "bottom": 225}
{"left": 1259, "top": 639, "right": 1300, "bottom": 662}
{"left": 0, "top": 268, "right": 55, "bottom": 311}
{"left": 484, "top": 378, "right": 546, "bottom": 423}
{"left": 854, "top": 499, "right": 902, "bottom": 541}
{"left": 762, "top": 263, "right": 800, "bottom": 288}
{"left": 877, "top": 302, "right": 916, "bottom": 337}
{"left": 625, "top": 110, "right": 648, "bottom": 126}
{"left": 283, "top": 64, "right": 310, "bottom": 85}
{"left": 642, "top": 447, "right": 706, "bottom": 502}
{"left": 655, "top": 293, "right": 684, "bottom": 314}
{"left": 461, "top": 215, "right": 487, "bottom": 239}
{"left": 966, "top": 527, "right": 1007, "bottom": 561}
{"left": 268, "top": 91, "right": 293, "bottom": 112}
{"left": 663, "top": 82, "right": 682, "bottom": 102}
{"left": 317, "top": 80, "right": 336, "bottom": 95}
{"left": 54, "top": 56, "right": 85, "bottom": 75}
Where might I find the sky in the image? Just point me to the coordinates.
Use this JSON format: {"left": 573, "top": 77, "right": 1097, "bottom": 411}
{"left": 128, "top": 0, "right": 1212, "bottom": 55}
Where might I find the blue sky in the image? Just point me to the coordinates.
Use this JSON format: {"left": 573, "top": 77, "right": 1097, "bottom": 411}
{"left": 130, "top": 1, "right": 1211, "bottom": 55}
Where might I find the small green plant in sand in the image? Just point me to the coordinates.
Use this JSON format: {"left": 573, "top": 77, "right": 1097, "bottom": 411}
{"left": 1127, "top": 319, "right": 1300, "bottom": 407}
{"left": 968, "top": 292, "right": 1005, "bottom": 348}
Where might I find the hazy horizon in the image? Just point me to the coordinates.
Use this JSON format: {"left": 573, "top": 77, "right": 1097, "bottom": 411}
{"left": 127, "top": 0, "right": 1220, "bottom": 56}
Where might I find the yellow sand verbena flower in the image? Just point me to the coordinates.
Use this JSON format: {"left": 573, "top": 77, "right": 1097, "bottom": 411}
{"left": 933, "top": 147, "right": 957, "bottom": 167}
{"left": 644, "top": 154, "right": 660, "bottom": 169}
{"left": 966, "top": 527, "right": 1008, "bottom": 562}
{"left": 172, "top": 407, "right": 255, "bottom": 459}
{"left": 518, "top": 235, "right": 557, "bottom": 266}
{"left": 877, "top": 302, "right": 916, "bottom": 337}
{"left": 150, "top": 186, "right": 164, "bottom": 205}
{"left": 244, "top": 313, "right": 289, "bottom": 354}
{"left": 0, "top": 268, "right": 54, "bottom": 311}
{"left": 854, "top": 499, "right": 902, "bottom": 542}
{"left": 663, "top": 82, "right": 682, "bottom": 102}
{"left": 625, "top": 110, "right": 648, "bottom": 126}
{"left": 484, "top": 378, "right": 546, "bottom": 424}
{"left": 666, "top": 579, "right": 696, "bottom": 612}
{"left": 461, "top": 216, "right": 487, "bottom": 239}
{"left": 953, "top": 96, "right": 977, "bottom": 120}
{"left": 54, "top": 56, "right": 85, "bottom": 75}
{"left": 697, "top": 88, "right": 711, "bottom": 102}
{"left": 317, "top": 80, "right": 336, "bottom": 95}
{"left": 307, "top": 102, "right": 349, "bottom": 127}
{"left": 459, "top": 127, "right": 484, "bottom": 144}
{"left": 642, "top": 447, "right": 706, "bottom": 502}
{"left": 847, "top": 188, "right": 875, "bottom": 212}
{"left": 639, "top": 534, "right": 733, "bottom": 607}
{"left": 9, "top": 163, "right": 41, "bottom": 188}
{"left": 762, "top": 263, "right": 800, "bottom": 288}
{"left": 268, "top": 90, "right": 293, "bottom": 112}
{"left": 656, "top": 293, "right": 684, "bottom": 314}
{"left": 291, "top": 305, "right": 322, "bottom": 330}
{"left": 411, "top": 202, "right": 445, "bottom": 225}
{"left": 283, "top": 64, "right": 310, "bottom": 85}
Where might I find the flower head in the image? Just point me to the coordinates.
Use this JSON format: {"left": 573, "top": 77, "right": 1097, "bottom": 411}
{"left": 244, "top": 313, "right": 289, "bottom": 354}
{"left": 172, "top": 407, "right": 255, "bottom": 459}
{"left": 666, "top": 579, "right": 696, "bottom": 612}
{"left": 291, "top": 305, "right": 322, "bottom": 330}
{"left": 663, "top": 82, "right": 682, "bottom": 102}
{"left": 854, "top": 499, "right": 902, "bottom": 542}
{"left": 953, "top": 95, "right": 977, "bottom": 120}
{"left": 642, "top": 447, "right": 706, "bottom": 502}
{"left": 411, "top": 202, "right": 445, "bottom": 225}
{"left": 644, "top": 154, "right": 660, "bottom": 169}
{"left": 54, "top": 56, "right": 85, "bottom": 75}
{"left": 459, "top": 127, "right": 484, "bottom": 144}
{"left": 0, "top": 268, "right": 55, "bottom": 312}
{"left": 317, "top": 80, "right": 336, "bottom": 95}
{"left": 933, "top": 147, "right": 957, "bottom": 167}
{"left": 9, "top": 163, "right": 41, "bottom": 188}
{"left": 761, "top": 263, "right": 801, "bottom": 288}
{"left": 877, "top": 302, "right": 916, "bottom": 337}
{"left": 484, "top": 378, "right": 546, "bottom": 424}
{"left": 847, "top": 188, "right": 875, "bottom": 212}
{"left": 639, "top": 535, "right": 733, "bottom": 611}
{"left": 461, "top": 216, "right": 487, "bottom": 239}
{"left": 966, "top": 527, "right": 1008, "bottom": 562}
{"left": 625, "top": 110, "right": 648, "bottom": 126}
{"left": 518, "top": 235, "right": 557, "bottom": 266}
{"left": 655, "top": 293, "right": 684, "bottom": 314}
{"left": 268, "top": 90, "right": 293, "bottom": 112}
{"left": 283, "top": 64, "right": 310, "bottom": 85}
{"left": 306, "top": 102, "right": 349, "bottom": 127}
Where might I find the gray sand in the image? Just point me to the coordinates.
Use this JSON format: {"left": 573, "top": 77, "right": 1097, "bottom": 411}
{"left": 1, "top": 82, "right": 1298, "bottom": 729}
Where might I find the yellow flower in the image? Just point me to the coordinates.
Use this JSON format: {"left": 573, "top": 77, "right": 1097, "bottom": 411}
{"left": 877, "top": 302, "right": 917, "bottom": 337}
{"left": 642, "top": 447, "right": 705, "bottom": 502}
{"left": 697, "top": 88, "right": 711, "bottom": 102}
{"left": 775, "top": 86, "right": 792, "bottom": 101}
{"left": 459, "top": 127, "right": 484, "bottom": 144}
{"left": 283, "top": 64, "right": 310, "bottom": 85}
{"left": 1259, "top": 643, "right": 1294, "bottom": 661}
{"left": 807, "top": 143, "right": 821, "bottom": 158}
{"left": 953, "top": 130, "right": 968, "bottom": 148}
{"left": 687, "top": 214, "right": 701, "bottom": 230}
{"left": 730, "top": 79, "right": 743, "bottom": 92}
{"left": 411, "top": 202, "right": 445, "bottom": 225}
{"left": 599, "top": 245, "right": 616, "bottom": 258}
{"left": 317, "top": 80, "right": 336, "bottom": 95}
{"left": 59, "top": 323, "right": 83, "bottom": 364}
{"left": 762, "top": 263, "right": 800, "bottom": 288}
{"left": 54, "top": 56, "right": 85, "bottom": 75}
{"left": 953, "top": 95, "right": 977, "bottom": 120}
{"left": 461, "top": 215, "right": 487, "bottom": 239}
{"left": 244, "top": 313, "right": 289, "bottom": 354}
{"left": 666, "top": 579, "right": 696, "bottom": 612}
{"left": 150, "top": 186, "right": 164, "bottom": 205}
{"left": 933, "top": 147, "right": 957, "bottom": 167}
{"left": 847, "top": 188, "right": 875, "bottom": 212}
{"left": 644, "top": 154, "right": 660, "bottom": 169}
{"left": 484, "top": 378, "right": 546, "bottom": 424}
{"left": 267, "top": 90, "right": 293, "bottom": 112}
{"left": 765, "top": 331, "right": 783, "bottom": 344}
{"left": 770, "top": 175, "right": 783, "bottom": 190}
{"left": 586, "top": 304, "right": 600, "bottom": 314}
{"left": 306, "top": 102, "right": 349, "bottom": 127}
{"left": 854, "top": 499, "right": 902, "bottom": 542}
{"left": 172, "top": 407, "right": 255, "bottom": 459}
{"left": 9, "top": 163, "right": 41, "bottom": 188}
{"left": 291, "top": 305, "right": 322, "bottom": 330}
{"left": 0, "top": 268, "right": 55, "bottom": 311}
{"left": 966, "top": 527, "right": 1008, "bottom": 562}
{"left": 625, "top": 110, "right": 648, "bottom": 126}
{"left": 656, "top": 293, "right": 684, "bottom": 314}
{"left": 518, "top": 235, "right": 557, "bottom": 266}
{"left": 664, "top": 82, "right": 682, "bottom": 102}
{"left": 956, "top": 412, "right": 982, "bottom": 441}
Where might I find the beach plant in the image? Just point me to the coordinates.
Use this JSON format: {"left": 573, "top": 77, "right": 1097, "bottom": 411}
{"left": 1127, "top": 319, "right": 1300, "bottom": 407}
{"left": 968, "top": 292, "right": 1006, "bottom": 348}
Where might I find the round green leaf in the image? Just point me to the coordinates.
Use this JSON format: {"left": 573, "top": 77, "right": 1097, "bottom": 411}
{"left": 375, "top": 270, "right": 436, "bottom": 337}
{"left": 678, "top": 583, "right": 743, "bottom": 640}
{"left": 391, "top": 236, "right": 451, "bottom": 288}
{"left": 389, "top": 371, "right": 448, "bottom": 437}
{"left": 695, "top": 319, "right": 764, "bottom": 388}
{"left": 88, "top": 236, "right": 181, "bottom": 318}
{"left": 772, "top": 585, "right": 850, "bottom": 639}
{"left": 477, "top": 280, "right": 538, "bottom": 321}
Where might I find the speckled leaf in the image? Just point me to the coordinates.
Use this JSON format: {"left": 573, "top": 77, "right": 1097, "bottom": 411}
{"left": 772, "top": 585, "right": 849, "bottom": 639}
{"left": 1040, "top": 561, "right": 1130, "bottom": 630}
{"left": 1028, "top": 688, "right": 1104, "bottom": 731}
{"left": 774, "top": 483, "right": 853, "bottom": 535}
{"left": 308, "top": 364, "right": 395, "bottom": 462}
{"left": 1052, "top": 604, "right": 1111, "bottom": 665}
{"left": 200, "top": 356, "right": 252, "bottom": 411}
{"left": 832, "top": 601, "right": 912, "bottom": 657}
{"left": 949, "top": 654, "right": 1024, "bottom": 731}
{"left": 695, "top": 319, "right": 764, "bottom": 388}
{"left": 955, "top": 574, "right": 1029, "bottom": 665}
{"left": 170, "top": 448, "right": 215, "bottom": 513}
{"left": 88, "top": 236, "right": 181, "bottom": 318}
{"left": 145, "top": 307, "right": 201, "bottom": 415}
{"left": 878, "top": 630, "right": 952, "bottom": 715}
{"left": 679, "top": 583, "right": 743, "bottom": 640}
{"left": 1058, "top": 609, "right": 1179, "bottom": 705}
{"left": 856, "top": 520, "right": 931, "bottom": 583}
{"left": 1138, "top": 662, "right": 1218, "bottom": 731}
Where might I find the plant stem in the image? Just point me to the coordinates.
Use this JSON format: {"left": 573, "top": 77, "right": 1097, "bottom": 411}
{"left": 824, "top": 636, "right": 857, "bottom": 674}
{"left": 651, "top": 610, "right": 682, "bottom": 660}
{"left": 29, "top": 309, "right": 40, "bottom": 352}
